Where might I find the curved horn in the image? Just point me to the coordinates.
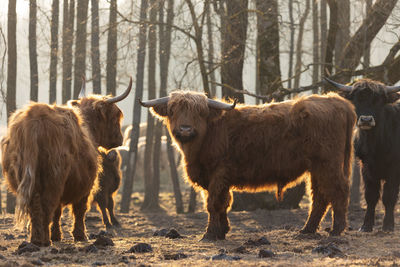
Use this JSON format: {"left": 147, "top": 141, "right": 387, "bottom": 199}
{"left": 386, "top": 84, "right": 400, "bottom": 93}
{"left": 78, "top": 76, "right": 86, "bottom": 99}
{"left": 207, "top": 98, "right": 236, "bottom": 110}
{"left": 138, "top": 96, "right": 170, "bottom": 107}
{"left": 324, "top": 77, "right": 353, "bottom": 92}
{"left": 106, "top": 77, "right": 133, "bottom": 104}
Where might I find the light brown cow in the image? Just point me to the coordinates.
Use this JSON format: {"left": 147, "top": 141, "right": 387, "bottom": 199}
{"left": 1, "top": 79, "right": 132, "bottom": 246}
{"left": 141, "top": 91, "right": 356, "bottom": 240}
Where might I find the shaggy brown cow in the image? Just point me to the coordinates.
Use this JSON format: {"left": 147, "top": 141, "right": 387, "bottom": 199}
{"left": 1, "top": 79, "right": 132, "bottom": 246}
{"left": 93, "top": 147, "right": 122, "bottom": 230}
{"left": 140, "top": 91, "right": 356, "bottom": 240}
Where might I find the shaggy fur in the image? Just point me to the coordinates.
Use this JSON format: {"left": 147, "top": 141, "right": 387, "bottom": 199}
{"left": 146, "top": 91, "right": 356, "bottom": 240}
{"left": 344, "top": 78, "right": 400, "bottom": 232}
{"left": 93, "top": 147, "right": 122, "bottom": 230}
{"left": 1, "top": 96, "right": 124, "bottom": 246}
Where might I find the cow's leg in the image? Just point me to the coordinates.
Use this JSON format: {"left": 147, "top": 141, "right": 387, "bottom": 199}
{"left": 382, "top": 179, "right": 399, "bottom": 232}
{"left": 96, "top": 195, "right": 112, "bottom": 230}
{"left": 51, "top": 205, "right": 62, "bottom": 242}
{"left": 300, "top": 174, "right": 329, "bottom": 234}
{"left": 328, "top": 177, "right": 349, "bottom": 236}
{"left": 360, "top": 166, "right": 380, "bottom": 232}
{"left": 107, "top": 196, "right": 120, "bottom": 228}
{"left": 29, "top": 192, "right": 49, "bottom": 246}
{"left": 72, "top": 195, "right": 89, "bottom": 242}
{"left": 201, "top": 181, "right": 231, "bottom": 241}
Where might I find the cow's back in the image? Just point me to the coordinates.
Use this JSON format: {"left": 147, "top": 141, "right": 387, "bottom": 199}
{"left": 2, "top": 103, "right": 99, "bottom": 207}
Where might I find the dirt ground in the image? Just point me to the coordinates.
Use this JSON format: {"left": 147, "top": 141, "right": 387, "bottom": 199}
{"left": 0, "top": 192, "right": 400, "bottom": 267}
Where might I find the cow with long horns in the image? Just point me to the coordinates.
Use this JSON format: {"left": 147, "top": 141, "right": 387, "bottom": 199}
{"left": 326, "top": 78, "right": 400, "bottom": 232}
{"left": 140, "top": 91, "right": 356, "bottom": 240}
{"left": 1, "top": 78, "right": 132, "bottom": 246}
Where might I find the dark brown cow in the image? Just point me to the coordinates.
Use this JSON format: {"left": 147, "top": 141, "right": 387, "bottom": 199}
{"left": 140, "top": 91, "right": 356, "bottom": 240}
{"left": 1, "top": 79, "right": 132, "bottom": 246}
{"left": 93, "top": 147, "right": 122, "bottom": 230}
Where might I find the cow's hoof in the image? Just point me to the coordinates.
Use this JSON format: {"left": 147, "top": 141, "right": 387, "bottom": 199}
{"left": 200, "top": 232, "right": 224, "bottom": 242}
{"left": 299, "top": 228, "right": 316, "bottom": 234}
{"left": 328, "top": 229, "right": 342, "bottom": 236}
{"left": 358, "top": 225, "right": 373, "bottom": 232}
{"left": 31, "top": 240, "right": 50, "bottom": 247}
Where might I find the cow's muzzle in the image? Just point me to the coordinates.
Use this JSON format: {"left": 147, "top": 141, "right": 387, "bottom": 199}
{"left": 173, "top": 125, "right": 197, "bottom": 143}
{"left": 357, "top": 115, "right": 375, "bottom": 130}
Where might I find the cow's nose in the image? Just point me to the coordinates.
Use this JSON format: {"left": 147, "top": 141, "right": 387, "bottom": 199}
{"left": 179, "top": 125, "right": 193, "bottom": 135}
{"left": 360, "top": 115, "right": 373, "bottom": 122}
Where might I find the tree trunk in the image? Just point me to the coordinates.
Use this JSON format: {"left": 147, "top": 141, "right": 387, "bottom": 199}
{"left": 49, "top": 0, "right": 59, "bottom": 103}
{"left": 185, "top": 0, "right": 211, "bottom": 96}
{"left": 350, "top": 159, "right": 361, "bottom": 209}
{"left": 293, "top": 0, "right": 310, "bottom": 89}
{"left": 323, "top": 0, "right": 338, "bottom": 82}
{"left": 206, "top": 1, "right": 216, "bottom": 98}
{"left": 363, "top": 0, "right": 372, "bottom": 68}
{"left": 106, "top": 0, "right": 117, "bottom": 96}
{"left": 29, "top": 0, "right": 38, "bottom": 102}
{"left": 320, "top": 0, "right": 327, "bottom": 79}
{"left": 73, "top": 0, "right": 89, "bottom": 99}
{"left": 338, "top": 0, "right": 398, "bottom": 83}
{"left": 187, "top": 187, "right": 197, "bottom": 213}
{"left": 256, "top": 0, "right": 282, "bottom": 100}
{"left": 62, "top": 0, "right": 74, "bottom": 103}
{"left": 287, "top": 0, "right": 295, "bottom": 89}
{"left": 335, "top": 0, "right": 350, "bottom": 73}
{"left": 120, "top": 0, "right": 148, "bottom": 213}
{"left": 6, "top": 0, "right": 17, "bottom": 214}
{"left": 141, "top": 0, "right": 158, "bottom": 211}
{"left": 312, "top": 0, "right": 319, "bottom": 92}
{"left": 220, "top": 0, "right": 247, "bottom": 103}
{"left": 91, "top": 0, "right": 101, "bottom": 94}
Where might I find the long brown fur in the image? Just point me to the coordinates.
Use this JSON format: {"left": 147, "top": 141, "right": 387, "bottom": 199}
{"left": 1, "top": 95, "right": 124, "bottom": 246}
{"left": 148, "top": 91, "right": 356, "bottom": 240}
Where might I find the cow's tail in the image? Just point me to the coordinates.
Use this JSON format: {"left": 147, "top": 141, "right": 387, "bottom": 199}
{"left": 15, "top": 131, "right": 39, "bottom": 227}
{"left": 343, "top": 111, "right": 356, "bottom": 180}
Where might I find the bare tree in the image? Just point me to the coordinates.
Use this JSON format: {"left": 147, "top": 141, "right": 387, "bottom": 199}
{"left": 62, "top": 0, "right": 74, "bottom": 103}
{"left": 141, "top": 0, "right": 158, "bottom": 211}
{"left": 49, "top": 0, "right": 59, "bottom": 103}
{"left": 206, "top": 2, "right": 216, "bottom": 98}
{"left": 6, "top": 0, "right": 17, "bottom": 214}
{"left": 29, "top": 0, "right": 38, "bottom": 102}
{"left": 293, "top": 0, "right": 310, "bottom": 89}
{"left": 120, "top": 0, "right": 149, "bottom": 213}
{"left": 338, "top": 0, "right": 398, "bottom": 83}
{"left": 363, "top": 0, "right": 372, "bottom": 68}
{"left": 312, "top": 0, "right": 319, "bottom": 92}
{"left": 323, "top": 0, "right": 338, "bottom": 80}
{"left": 256, "top": 0, "right": 282, "bottom": 99}
{"left": 287, "top": 0, "right": 295, "bottom": 89}
{"left": 218, "top": 0, "right": 248, "bottom": 102}
{"left": 320, "top": 0, "right": 327, "bottom": 79}
{"left": 106, "top": 0, "right": 117, "bottom": 95}
{"left": 91, "top": 0, "right": 101, "bottom": 94}
{"left": 335, "top": 0, "right": 350, "bottom": 72}
{"left": 73, "top": 0, "right": 89, "bottom": 99}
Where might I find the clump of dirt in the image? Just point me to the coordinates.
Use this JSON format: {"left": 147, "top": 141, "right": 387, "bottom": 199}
{"left": 16, "top": 242, "right": 40, "bottom": 255}
{"left": 127, "top": 243, "right": 153, "bottom": 253}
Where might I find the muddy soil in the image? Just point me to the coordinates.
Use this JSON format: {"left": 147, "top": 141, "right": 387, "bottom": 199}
{"left": 0, "top": 192, "right": 399, "bottom": 266}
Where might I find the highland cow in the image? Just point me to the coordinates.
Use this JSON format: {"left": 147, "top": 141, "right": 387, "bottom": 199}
{"left": 140, "top": 91, "right": 356, "bottom": 240}
{"left": 1, "top": 78, "right": 132, "bottom": 246}
{"left": 326, "top": 78, "right": 400, "bottom": 232}
{"left": 94, "top": 147, "right": 122, "bottom": 230}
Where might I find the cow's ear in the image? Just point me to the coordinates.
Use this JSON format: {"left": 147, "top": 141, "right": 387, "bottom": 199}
{"left": 386, "top": 92, "right": 400, "bottom": 103}
{"left": 150, "top": 103, "right": 168, "bottom": 118}
{"left": 67, "top": 100, "right": 80, "bottom": 107}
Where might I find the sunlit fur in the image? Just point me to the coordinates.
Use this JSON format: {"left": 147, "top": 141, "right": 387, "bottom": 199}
{"left": 93, "top": 147, "right": 122, "bottom": 229}
{"left": 149, "top": 91, "right": 356, "bottom": 239}
{"left": 345, "top": 78, "right": 400, "bottom": 232}
{"left": 1, "top": 94, "right": 124, "bottom": 247}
